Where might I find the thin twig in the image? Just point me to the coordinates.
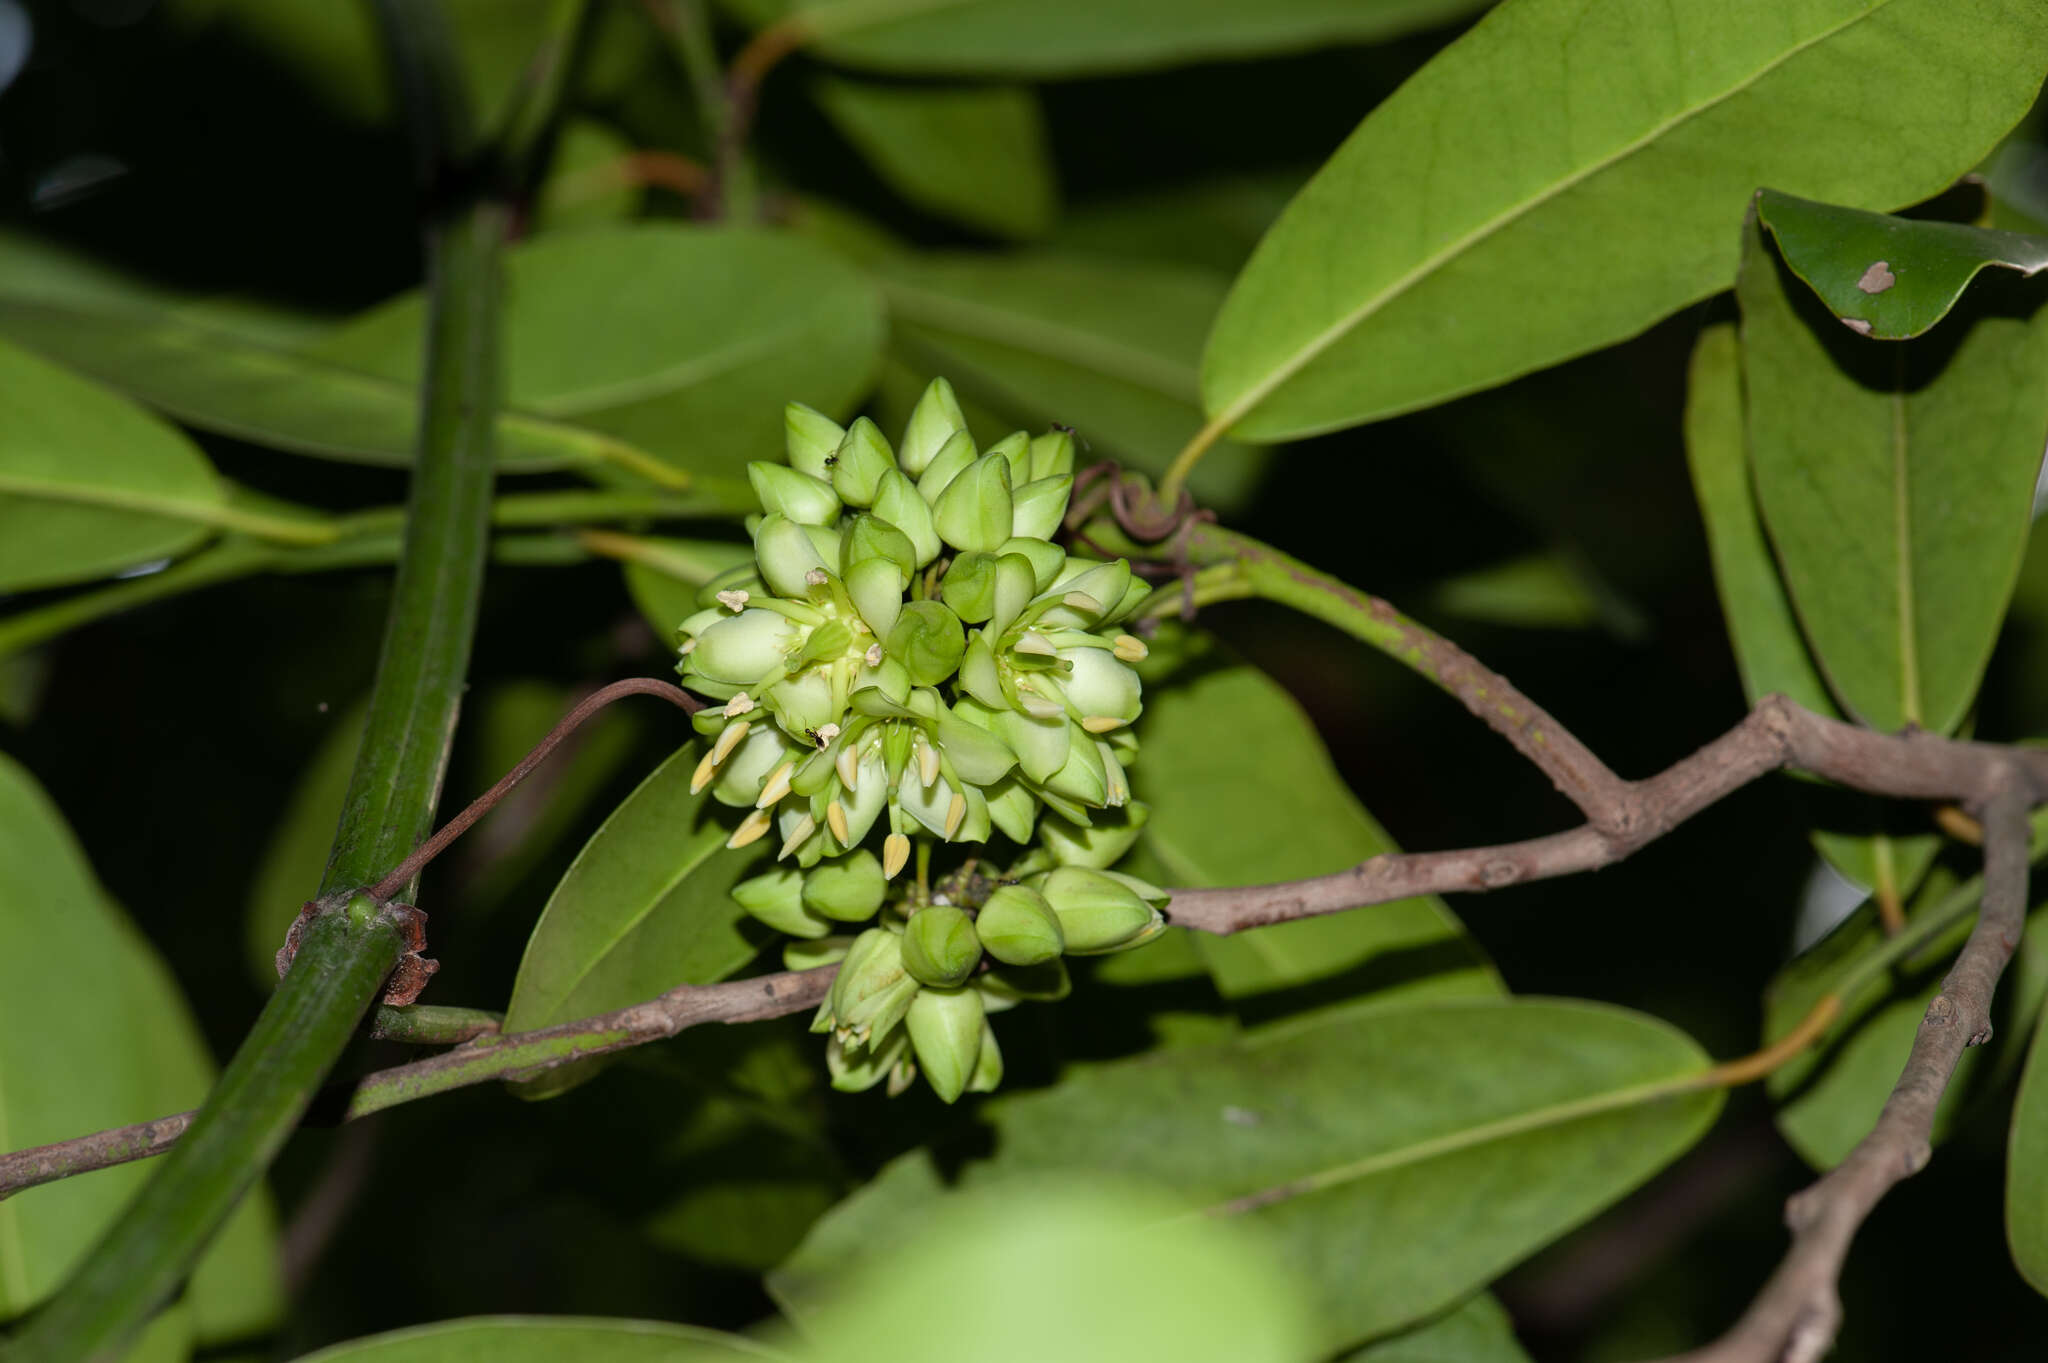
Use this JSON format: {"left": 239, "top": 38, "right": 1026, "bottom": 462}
{"left": 1652, "top": 774, "right": 2034, "bottom": 1363}
{"left": 366, "top": 677, "right": 700, "bottom": 900}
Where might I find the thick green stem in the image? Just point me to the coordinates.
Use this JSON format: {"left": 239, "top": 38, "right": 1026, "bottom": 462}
{"left": 7, "top": 6, "right": 510, "bottom": 1355}
{"left": 4, "top": 908, "right": 403, "bottom": 1362}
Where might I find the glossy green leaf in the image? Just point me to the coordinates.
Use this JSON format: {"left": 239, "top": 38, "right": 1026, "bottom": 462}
{"left": 774, "top": 998, "right": 1719, "bottom": 1349}
{"left": 503, "top": 743, "right": 767, "bottom": 1097}
{"left": 719, "top": 0, "right": 1492, "bottom": 76}
{"left": 876, "top": 251, "right": 1266, "bottom": 507}
{"left": 1756, "top": 187, "right": 2048, "bottom": 340}
{"left": 1137, "top": 658, "right": 1501, "bottom": 1018}
{"left": 1335, "top": 1293, "right": 1532, "bottom": 1363}
{"left": 1428, "top": 553, "right": 1619, "bottom": 633}
{"left": 0, "top": 336, "right": 224, "bottom": 592}
{"left": 534, "top": 119, "right": 643, "bottom": 234}
{"left": 1052, "top": 169, "right": 1306, "bottom": 276}
{"left": 312, "top": 226, "right": 886, "bottom": 482}
{"left": 1739, "top": 207, "right": 2048, "bottom": 735}
{"left": 0, "top": 753, "right": 282, "bottom": 1333}
{"left": 1684, "top": 322, "right": 1938, "bottom": 899}
{"left": 287, "top": 1316, "right": 785, "bottom": 1363}
{"left": 2008, "top": 1003, "right": 2048, "bottom": 1297}
{"left": 795, "top": 1181, "right": 1316, "bottom": 1363}
{"left": 1202, "top": 0, "right": 2048, "bottom": 441}
{"left": 1765, "top": 816, "right": 2048, "bottom": 1168}
{"left": 244, "top": 700, "right": 367, "bottom": 986}
{"left": 813, "top": 77, "right": 1056, "bottom": 238}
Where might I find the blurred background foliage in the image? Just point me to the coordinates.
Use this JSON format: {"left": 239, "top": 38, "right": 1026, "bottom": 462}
{"left": 2, "top": 1, "right": 2048, "bottom": 1358}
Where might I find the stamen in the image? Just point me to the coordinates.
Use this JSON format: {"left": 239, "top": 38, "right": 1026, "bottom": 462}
{"left": 756, "top": 760, "right": 796, "bottom": 808}
{"left": 1080, "top": 715, "right": 1123, "bottom": 734}
{"left": 943, "top": 793, "right": 966, "bottom": 840}
{"left": 723, "top": 691, "right": 754, "bottom": 718}
{"left": 1112, "top": 634, "right": 1148, "bottom": 663}
{"left": 882, "top": 832, "right": 911, "bottom": 879}
{"left": 726, "top": 808, "right": 772, "bottom": 849}
{"left": 712, "top": 720, "right": 751, "bottom": 763}
{"left": 835, "top": 743, "right": 860, "bottom": 790}
{"left": 690, "top": 748, "right": 719, "bottom": 794}
{"left": 826, "top": 800, "right": 850, "bottom": 844}
{"left": 778, "top": 813, "right": 816, "bottom": 860}
{"left": 716, "top": 589, "right": 749, "bottom": 611}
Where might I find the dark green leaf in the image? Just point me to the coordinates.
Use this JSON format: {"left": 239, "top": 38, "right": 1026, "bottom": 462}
{"left": 719, "top": 0, "right": 1493, "bottom": 77}
{"left": 2008, "top": 1003, "right": 2048, "bottom": 1297}
{"left": 0, "top": 753, "right": 281, "bottom": 1332}
{"left": 503, "top": 744, "right": 766, "bottom": 1097}
{"left": 286, "top": 1316, "right": 786, "bottom": 1363}
{"left": 534, "top": 119, "right": 643, "bottom": 234}
{"left": 1756, "top": 187, "right": 2048, "bottom": 340}
{"left": 1202, "top": 0, "right": 2048, "bottom": 440}
{"left": 312, "top": 226, "right": 885, "bottom": 482}
{"left": 875, "top": 251, "right": 1266, "bottom": 507}
{"left": 0, "top": 337, "right": 224, "bottom": 592}
{"left": 774, "top": 998, "right": 1719, "bottom": 1349}
{"left": 1051, "top": 169, "right": 1306, "bottom": 276}
{"left": 813, "top": 77, "right": 1056, "bottom": 238}
{"left": 1137, "top": 657, "right": 1501, "bottom": 1018}
{"left": 1766, "top": 816, "right": 2048, "bottom": 1168}
{"left": 1335, "top": 1293, "right": 1532, "bottom": 1362}
{"left": 1739, "top": 207, "right": 2048, "bottom": 735}
{"left": 1684, "top": 322, "right": 1938, "bottom": 900}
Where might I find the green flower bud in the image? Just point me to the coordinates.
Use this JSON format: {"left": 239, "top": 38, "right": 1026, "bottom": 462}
{"left": 915, "top": 428, "right": 980, "bottom": 505}
{"left": 872, "top": 471, "right": 941, "bottom": 567}
{"left": 888, "top": 600, "right": 966, "bottom": 688}
{"left": 1038, "top": 726, "right": 1108, "bottom": 807}
{"left": 784, "top": 403, "right": 843, "bottom": 480}
{"left": 899, "top": 376, "right": 967, "bottom": 477}
{"left": 1039, "top": 559, "right": 1132, "bottom": 629}
{"left": 1029, "top": 428, "right": 1076, "bottom": 481}
{"left": 958, "top": 634, "right": 1005, "bottom": 709}
{"left": 992, "top": 706, "right": 1071, "bottom": 785}
{"left": 975, "top": 884, "right": 1064, "bottom": 966}
{"left": 838, "top": 556, "right": 901, "bottom": 641}
{"left": 831, "top": 416, "right": 896, "bottom": 506}
{"left": 840, "top": 513, "right": 918, "bottom": 584}
{"left": 733, "top": 867, "right": 832, "bottom": 939}
{"left": 940, "top": 552, "right": 999, "bottom": 623}
{"left": 1042, "top": 802, "right": 1149, "bottom": 869}
{"left": 802, "top": 849, "right": 888, "bottom": 922}
{"left": 828, "top": 927, "right": 919, "bottom": 1042}
{"left": 979, "top": 958, "right": 1070, "bottom": 1007}
{"left": 754, "top": 513, "right": 830, "bottom": 597}
{"left": 906, "top": 986, "right": 985, "bottom": 1104}
{"left": 690, "top": 608, "right": 797, "bottom": 685}
{"left": 1108, "top": 575, "right": 1154, "bottom": 625}
{"left": 749, "top": 461, "right": 841, "bottom": 527}
{"left": 1059, "top": 645, "right": 1143, "bottom": 724}
{"left": 826, "top": 1024, "right": 909, "bottom": 1094}
{"left": 712, "top": 724, "right": 802, "bottom": 808}
{"left": 933, "top": 705, "right": 1018, "bottom": 786}
{"left": 1038, "top": 866, "right": 1165, "bottom": 953}
{"left": 933, "top": 454, "right": 1014, "bottom": 555}
{"left": 1099, "top": 867, "right": 1171, "bottom": 907}
{"left": 783, "top": 934, "right": 855, "bottom": 972}
{"left": 902, "top": 905, "right": 981, "bottom": 987}
{"left": 1010, "top": 474, "right": 1073, "bottom": 541}
{"left": 998, "top": 535, "right": 1067, "bottom": 593}
{"left": 983, "top": 775, "right": 1039, "bottom": 844}
{"left": 766, "top": 670, "right": 841, "bottom": 738}
{"left": 985, "top": 430, "right": 1033, "bottom": 485}
{"left": 967, "top": 1021, "right": 1004, "bottom": 1093}
{"left": 854, "top": 655, "right": 913, "bottom": 709}
{"left": 989, "top": 553, "right": 1039, "bottom": 637}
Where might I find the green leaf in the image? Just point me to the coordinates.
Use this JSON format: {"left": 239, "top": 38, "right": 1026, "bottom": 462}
{"left": 1052, "top": 170, "right": 1306, "bottom": 276}
{"left": 1335, "top": 1293, "right": 1532, "bottom": 1363}
{"left": 875, "top": 251, "right": 1267, "bottom": 507}
{"left": 1136, "top": 657, "right": 1501, "bottom": 1019}
{"left": 1201, "top": 0, "right": 2048, "bottom": 441}
{"left": 312, "top": 226, "right": 885, "bottom": 483}
{"left": 0, "top": 297, "right": 638, "bottom": 479}
{"left": 774, "top": 997, "right": 1719, "bottom": 1349}
{"left": 719, "top": 0, "right": 1493, "bottom": 77}
{"left": 1765, "top": 817, "right": 2048, "bottom": 1169}
{"left": 1428, "top": 552, "right": 1629, "bottom": 634}
{"left": 502, "top": 743, "right": 767, "bottom": 1097}
{"left": 2008, "top": 1004, "right": 2048, "bottom": 1297}
{"left": 0, "top": 336, "right": 224, "bottom": 592}
{"left": 244, "top": 700, "right": 368, "bottom": 987}
{"left": 813, "top": 76, "right": 1057, "bottom": 238}
{"left": 1739, "top": 206, "right": 2048, "bottom": 735}
{"left": 1756, "top": 187, "right": 2048, "bottom": 340}
{"left": 534, "top": 119, "right": 643, "bottom": 234}
{"left": 796, "top": 1180, "right": 1317, "bottom": 1363}
{"left": 1683, "top": 322, "right": 1938, "bottom": 900}
{"left": 286, "top": 1316, "right": 786, "bottom": 1363}
{"left": 0, "top": 753, "right": 282, "bottom": 1333}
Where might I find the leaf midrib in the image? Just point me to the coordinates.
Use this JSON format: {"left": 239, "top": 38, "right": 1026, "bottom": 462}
{"left": 1212, "top": 2, "right": 1891, "bottom": 431}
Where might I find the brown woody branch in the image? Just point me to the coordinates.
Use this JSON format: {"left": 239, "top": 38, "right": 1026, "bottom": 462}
{"left": 1651, "top": 777, "right": 2035, "bottom": 1363}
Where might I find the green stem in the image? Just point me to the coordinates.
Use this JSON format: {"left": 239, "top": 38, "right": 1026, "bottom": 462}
{"left": 9, "top": 6, "right": 512, "bottom": 1355}
{"left": 371, "top": 1004, "right": 503, "bottom": 1045}
{"left": 5, "top": 907, "right": 404, "bottom": 1361}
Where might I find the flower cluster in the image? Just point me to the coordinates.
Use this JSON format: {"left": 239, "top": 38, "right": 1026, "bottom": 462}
{"left": 673, "top": 379, "right": 1167, "bottom": 1101}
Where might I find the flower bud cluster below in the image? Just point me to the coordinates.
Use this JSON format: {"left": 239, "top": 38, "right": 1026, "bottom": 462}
{"left": 672, "top": 379, "right": 1167, "bottom": 1101}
